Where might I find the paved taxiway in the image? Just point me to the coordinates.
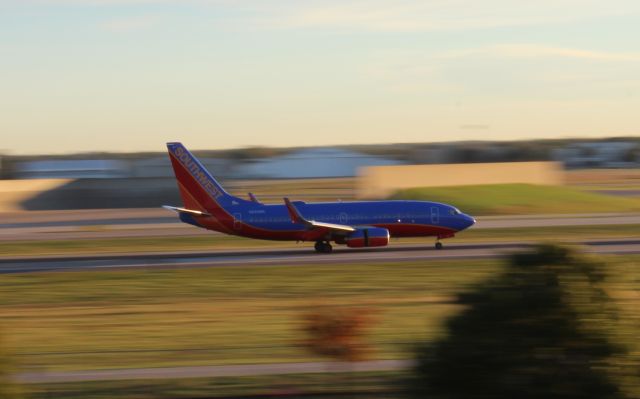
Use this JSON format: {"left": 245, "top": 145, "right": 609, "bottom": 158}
{"left": 17, "top": 359, "right": 411, "bottom": 383}
{"left": 1, "top": 239, "right": 639, "bottom": 274}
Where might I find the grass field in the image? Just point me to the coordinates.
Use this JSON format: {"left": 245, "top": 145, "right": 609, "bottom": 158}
{"left": 3, "top": 255, "right": 640, "bottom": 371}
{"left": 390, "top": 184, "right": 640, "bottom": 215}
{"left": 2, "top": 224, "right": 639, "bottom": 257}
{"left": 3, "top": 253, "right": 640, "bottom": 398}
{"left": 1, "top": 260, "right": 498, "bottom": 372}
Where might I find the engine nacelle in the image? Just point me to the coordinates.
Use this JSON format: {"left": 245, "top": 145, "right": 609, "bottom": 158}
{"left": 346, "top": 227, "right": 390, "bottom": 248}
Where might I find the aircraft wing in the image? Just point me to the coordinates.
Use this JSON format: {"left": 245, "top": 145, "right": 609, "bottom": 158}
{"left": 284, "top": 198, "right": 356, "bottom": 233}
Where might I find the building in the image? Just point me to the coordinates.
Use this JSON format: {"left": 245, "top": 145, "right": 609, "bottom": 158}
{"left": 131, "top": 157, "right": 233, "bottom": 178}
{"left": 232, "top": 148, "right": 404, "bottom": 179}
{"left": 552, "top": 142, "right": 639, "bottom": 168}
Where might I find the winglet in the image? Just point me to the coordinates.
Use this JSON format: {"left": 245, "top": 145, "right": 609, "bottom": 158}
{"left": 248, "top": 192, "right": 261, "bottom": 204}
{"left": 284, "top": 197, "right": 306, "bottom": 224}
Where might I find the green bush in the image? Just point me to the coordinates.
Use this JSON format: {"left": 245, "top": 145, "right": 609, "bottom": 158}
{"left": 407, "top": 244, "right": 637, "bottom": 399}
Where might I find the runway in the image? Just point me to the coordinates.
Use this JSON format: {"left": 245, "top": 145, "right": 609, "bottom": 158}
{"left": 2, "top": 239, "right": 639, "bottom": 274}
{"left": 2, "top": 211, "right": 640, "bottom": 241}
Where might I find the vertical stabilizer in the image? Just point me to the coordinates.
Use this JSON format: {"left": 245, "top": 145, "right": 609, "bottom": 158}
{"left": 166, "top": 142, "right": 237, "bottom": 217}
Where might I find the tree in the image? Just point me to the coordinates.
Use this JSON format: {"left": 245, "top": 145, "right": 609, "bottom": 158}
{"left": 408, "top": 244, "right": 632, "bottom": 399}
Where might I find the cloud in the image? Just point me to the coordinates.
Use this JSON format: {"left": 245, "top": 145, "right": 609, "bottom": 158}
{"left": 9, "top": 0, "right": 231, "bottom": 5}
{"left": 360, "top": 42, "right": 640, "bottom": 97}
{"left": 100, "top": 13, "right": 163, "bottom": 32}
{"left": 259, "top": 0, "right": 640, "bottom": 32}
{"left": 6, "top": 0, "right": 167, "bottom": 4}
{"left": 441, "top": 44, "right": 640, "bottom": 62}
{"left": 10, "top": 0, "right": 640, "bottom": 34}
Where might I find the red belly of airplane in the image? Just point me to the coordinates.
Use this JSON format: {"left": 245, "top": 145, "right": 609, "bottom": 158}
{"left": 197, "top": 219, "right": 455, "bottom": 241}
{"left": 379, "top": 223, "right": 456, "bottom": 237}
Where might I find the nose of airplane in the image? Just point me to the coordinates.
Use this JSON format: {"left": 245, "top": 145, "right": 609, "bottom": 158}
{"left": 463, "top": 214, "right": 476, "bottom": 229}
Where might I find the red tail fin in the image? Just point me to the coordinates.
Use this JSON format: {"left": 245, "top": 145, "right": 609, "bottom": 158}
{"left": 166, "top": 142, "right": 236, "bottom": 224}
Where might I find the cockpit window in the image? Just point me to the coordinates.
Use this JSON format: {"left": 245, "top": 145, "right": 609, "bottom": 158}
{"left": 449, "top": 208, "right": 461, "bottom": 215}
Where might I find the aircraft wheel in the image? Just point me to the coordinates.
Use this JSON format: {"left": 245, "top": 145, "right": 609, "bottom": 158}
{"left": 315, "top": 241, "right": 333, "bottom": 253}
{"left": 435, "top": 242, "right": 443, "bottom": 250}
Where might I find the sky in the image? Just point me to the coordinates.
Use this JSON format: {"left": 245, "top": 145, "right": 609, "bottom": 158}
{"left": 1, "top": 0, "right": 639, "bottom": 154}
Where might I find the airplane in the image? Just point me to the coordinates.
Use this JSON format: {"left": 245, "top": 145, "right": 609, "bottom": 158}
{"left": 163, "top": 142, "right": 476, "bottom": 253}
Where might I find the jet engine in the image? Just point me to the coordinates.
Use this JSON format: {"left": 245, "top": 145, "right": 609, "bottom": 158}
{"left": 345, "top": 227, "right": 390, "bottom": 248}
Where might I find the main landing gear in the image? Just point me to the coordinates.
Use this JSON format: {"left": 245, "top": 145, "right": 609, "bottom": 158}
{"left": 435, "top": 241, "right": 443, "bottom": 250}
{"left": 314, "top": 241, "right": 333, "bottom": 253}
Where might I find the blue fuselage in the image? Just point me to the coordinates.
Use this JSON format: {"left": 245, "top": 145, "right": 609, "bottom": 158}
{"left": 182, "top": 199, "right": 475, "bottom": 240}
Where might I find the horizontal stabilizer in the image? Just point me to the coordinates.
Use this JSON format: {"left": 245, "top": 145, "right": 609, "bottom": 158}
{"left": 162, "top": 205, "right": 211, "bottom": 217}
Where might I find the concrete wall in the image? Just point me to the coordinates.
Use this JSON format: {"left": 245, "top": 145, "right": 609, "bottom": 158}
{"left": 0, "top": 178, "right": 183, "bottom": 211}
{"left": 357, "top": 162, "right": 564, "bottom": 198}
{"left": 0, "top": 179, "right": 72, "bottom": 212}
{"left": 565, "top": 169, "right": 640, "bottom": 185}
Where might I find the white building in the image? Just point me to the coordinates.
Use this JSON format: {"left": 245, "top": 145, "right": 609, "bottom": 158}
{"left": 16, "top": 159, "right": 129, "bottom": 179}
{"left": 131, "top": 157, "right": 232, "bottom": 178}
{"left": 232, "top": 148, "right": 404, "bottom": 179}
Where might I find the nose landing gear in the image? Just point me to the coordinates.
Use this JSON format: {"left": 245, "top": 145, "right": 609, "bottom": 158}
{"left": 314, "top": 241, "right": 333, "bottom": 253}
{"left": 434, "top": 232, "right": 455, "bottom": 250}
